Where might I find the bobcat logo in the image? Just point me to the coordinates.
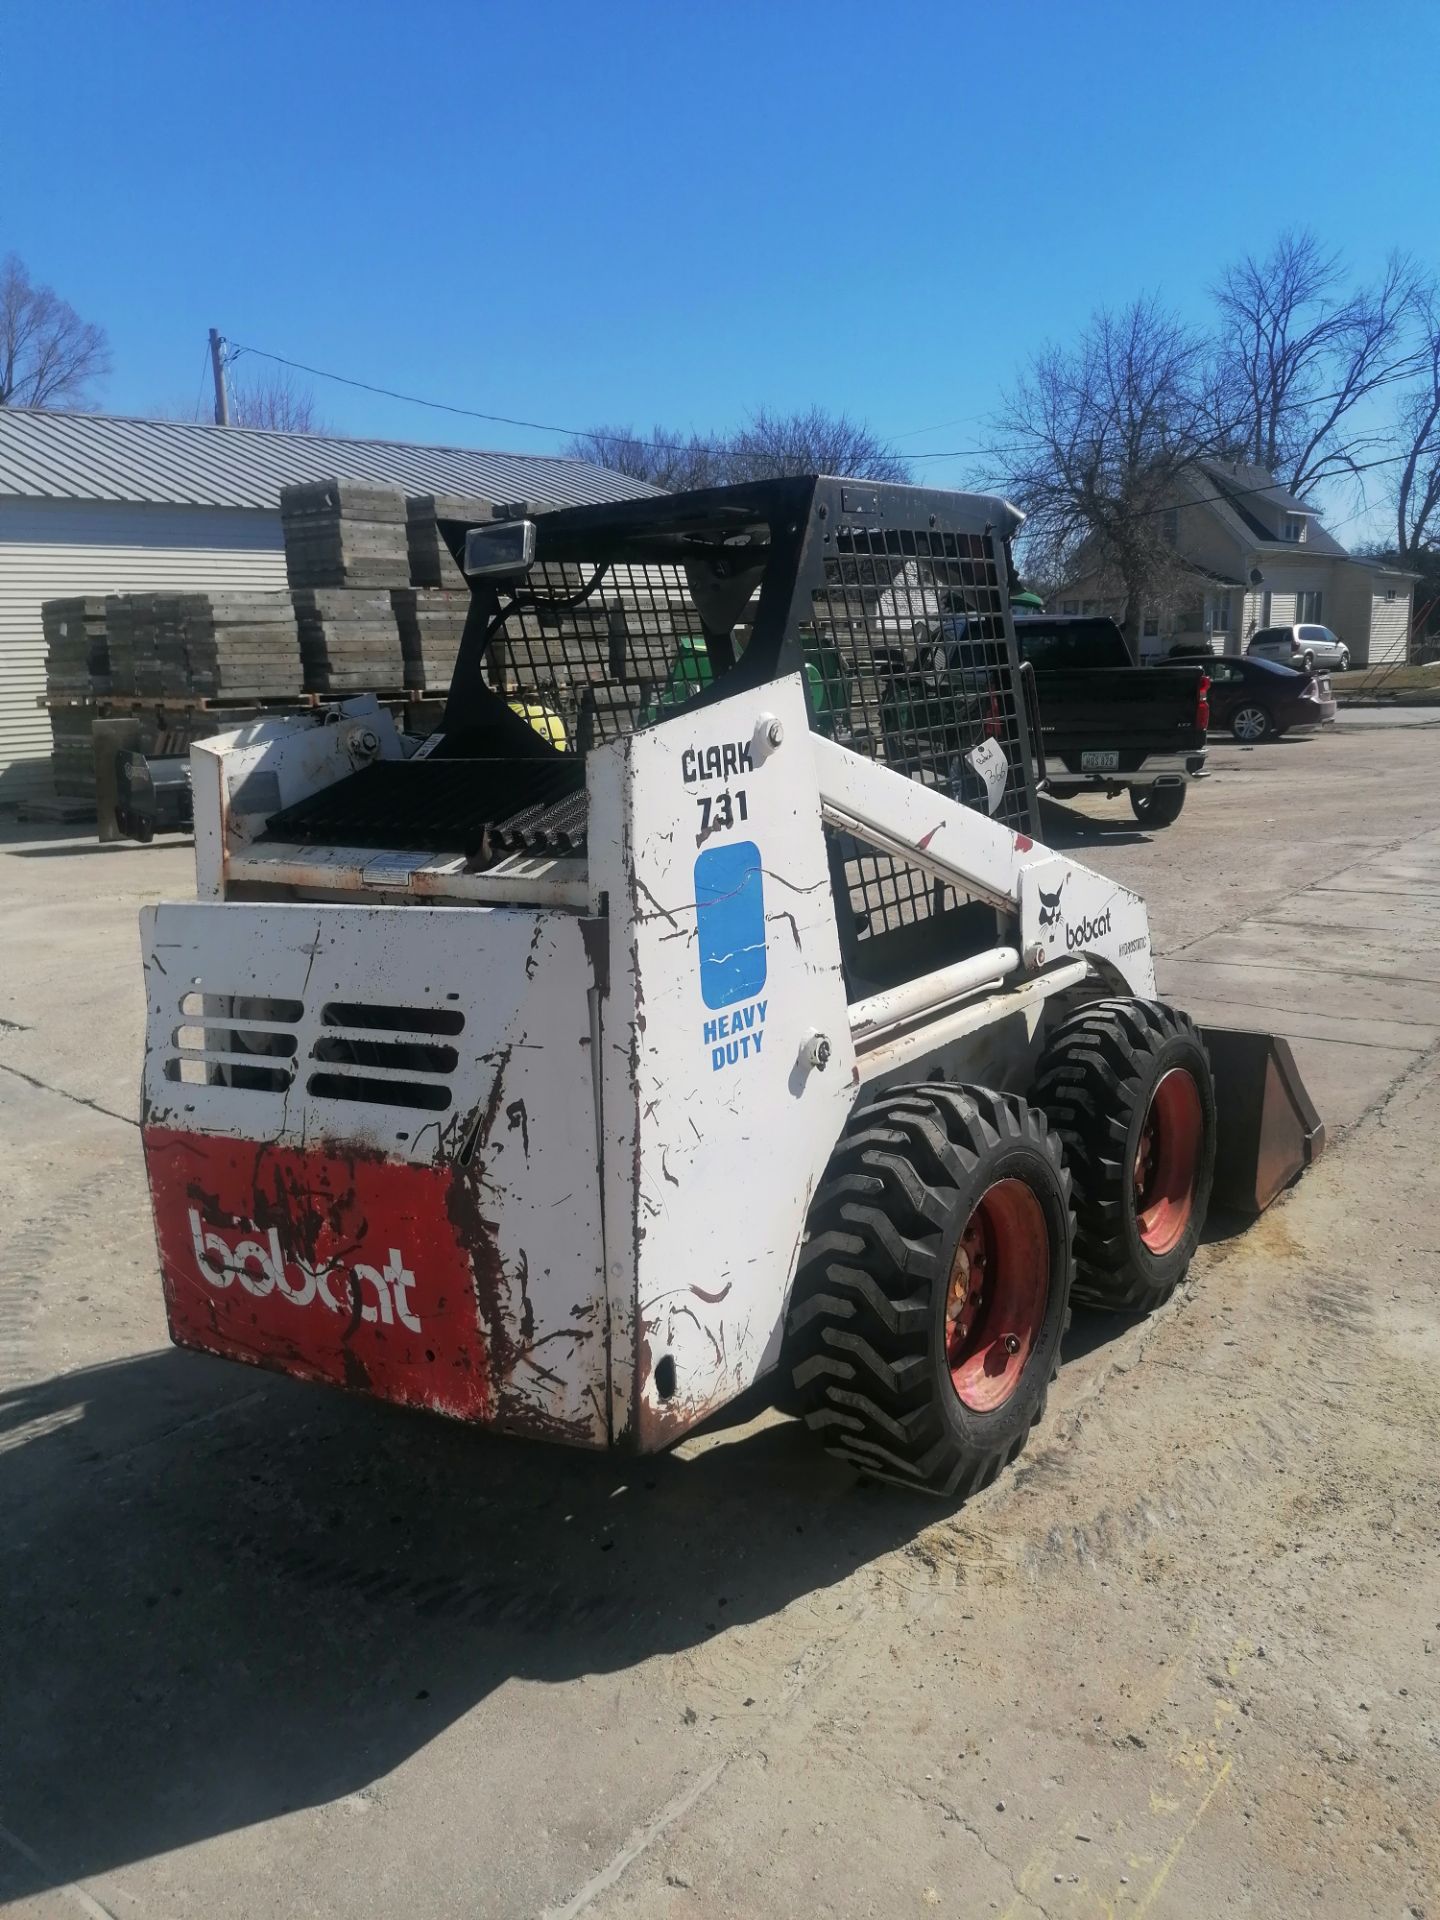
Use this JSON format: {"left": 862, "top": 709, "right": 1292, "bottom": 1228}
{"left": 1037, "top": 875, "right": 1068, "bottom": 928}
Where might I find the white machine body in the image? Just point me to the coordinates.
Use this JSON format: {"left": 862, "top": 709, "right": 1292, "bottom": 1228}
{"left": 140, "top": 675, "right": 1153, "bottom": 1449}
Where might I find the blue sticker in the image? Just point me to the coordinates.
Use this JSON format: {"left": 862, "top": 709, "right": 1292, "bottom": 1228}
{"left": 694, "top": 840, "right": 767, "bottom": 1011}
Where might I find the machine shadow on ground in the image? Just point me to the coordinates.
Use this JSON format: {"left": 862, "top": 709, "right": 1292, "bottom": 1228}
{"left": 0, "top": 1313, "right": 1140, "bottom": 1902}
{"left": 6, "top": 839, "right": 191, "bottom": 860}
{"left": 0, "top": 1349, "right": 924, "bottom": 1900}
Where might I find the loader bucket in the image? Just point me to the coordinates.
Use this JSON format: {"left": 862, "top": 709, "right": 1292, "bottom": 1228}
{"left": 1201, "top": 1026, "right": 1325, "bottom": 1216}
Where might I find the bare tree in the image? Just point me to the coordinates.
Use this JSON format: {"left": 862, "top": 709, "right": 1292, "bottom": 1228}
{"left": 1213, "top": 230, "right": 1418, "bottom": 493}
{"left": 1390, "top": 281, "right": 1440, "bottom": 560}
{"left": 225, "top": 367, "right": 326, "bottom": 434}
{"left": 564, "top": 423, "right": 721, "bottom": 489}
{"left": 723, "top": 407, "right": 912, "bottom": 482}
{"left": 992, "top": 298, "right": 1220, "bottom": 657}
{"left": 566, "top": 407, "right": 911, "bottom": 488}
{"left": 0, "top": 252, "right": 110, "bottom": 409}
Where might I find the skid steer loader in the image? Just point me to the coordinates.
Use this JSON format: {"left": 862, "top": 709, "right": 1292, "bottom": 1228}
{"left": 139, "top": 478, "right": 1323, "bottom": 1496}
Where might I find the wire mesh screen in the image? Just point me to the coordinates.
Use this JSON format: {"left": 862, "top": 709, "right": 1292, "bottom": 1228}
{"left": 806, "top": 526, "right": 1030, "bottom": 940}
{"left": 481, "top": 561, "right": 748, "bottom": 751}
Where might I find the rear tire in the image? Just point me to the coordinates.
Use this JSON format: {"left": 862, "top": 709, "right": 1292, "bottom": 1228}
{"left": 1232, "top": 703, "right": 1271, "bottom": 742}
{"left": 787, "top": 1085, "right": 1073, "bottom": 1498}
{"left": 1129, "top": 784, "right": 1186, "bottom": 828}
{"left": 1033, "top": 999, "right": 1215, "bottom": 1313}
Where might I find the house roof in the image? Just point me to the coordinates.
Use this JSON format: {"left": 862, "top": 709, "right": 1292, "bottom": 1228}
{"left": 1181, "top": 559, "right": 1247, "bottom": 588}
{"left": 0, "top": 407, "right": 661, "bottom": 512}
{"left": 1192, "top": 458, "right": 1348, "bottom": 556}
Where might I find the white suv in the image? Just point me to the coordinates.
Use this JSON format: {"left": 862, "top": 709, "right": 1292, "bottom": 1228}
{"left": 1247, "top": 623, "right": 1350, "bottom": 673}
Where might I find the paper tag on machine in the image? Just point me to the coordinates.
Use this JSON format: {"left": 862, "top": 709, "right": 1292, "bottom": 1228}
{"left": 965, "top": 737, "right": 1008, "bottom": 815}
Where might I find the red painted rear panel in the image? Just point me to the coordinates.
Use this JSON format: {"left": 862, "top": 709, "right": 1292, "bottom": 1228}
{"left": 143, "top": 1125, "right": 491, "bottom": 1420}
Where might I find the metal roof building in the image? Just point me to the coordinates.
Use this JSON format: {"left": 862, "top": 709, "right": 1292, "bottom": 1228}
{"left": 0, "top": 409, "right": 656, "bottom": 803}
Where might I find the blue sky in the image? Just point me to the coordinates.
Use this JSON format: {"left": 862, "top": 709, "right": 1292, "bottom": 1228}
{"left": 5, "top": 0, "right": 1436, "bottom": 531}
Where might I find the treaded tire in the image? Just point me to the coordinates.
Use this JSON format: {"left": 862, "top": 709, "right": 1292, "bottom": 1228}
{"left": 1033, "top": 999, "right": 1216, "bottom": 1314}
{"left": 1129, "top": 785, "right": 1186, "bottom": 828}
{"left": 786, "top": 1085, "right": 1073, "bottom": 1499}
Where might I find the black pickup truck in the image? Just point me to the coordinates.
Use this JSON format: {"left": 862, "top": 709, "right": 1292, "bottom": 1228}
{"left": 1009, "top": 615, "right": 1209, "bottom": 827}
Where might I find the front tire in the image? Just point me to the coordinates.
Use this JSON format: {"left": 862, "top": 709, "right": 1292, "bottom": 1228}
{"left": 1337, "top": 650, "right": 1350, "bottom": 673}
{"left": 1232, "top": 703, "right": 1272, "bottom": 743}
{"left": 1033, "top": 1000, "right": 1215, "bottom": 1313}
{"left": 788, "top": 1086, "right": 1073, "bottom": 1498}
{"left": 1129, "top": 784, "right": 1186, "bottom": 828}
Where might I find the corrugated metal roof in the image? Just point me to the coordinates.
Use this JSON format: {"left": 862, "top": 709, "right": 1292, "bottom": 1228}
{"left": 0, "top": 408, "right": 661, "bottom": 511}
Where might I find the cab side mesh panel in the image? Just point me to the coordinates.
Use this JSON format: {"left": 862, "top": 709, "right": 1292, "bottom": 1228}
{"left": 482, "top": 561, "right": 751, "bottom": 749}
{"left": 808, "top": 528, "right": 1028, "bottom": 939}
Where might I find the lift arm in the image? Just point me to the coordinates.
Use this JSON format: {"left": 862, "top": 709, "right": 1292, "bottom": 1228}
{"left": 810, "top": 733, "right": 1158, "bottom": 998}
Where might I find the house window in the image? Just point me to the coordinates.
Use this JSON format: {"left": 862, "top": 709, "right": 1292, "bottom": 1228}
{"left": 1161, "top": 508, "right": 1179, "bottom": 546}
{"left": 1295, "top": 590, "right": 1323, "bottom": 622}
{"left": 1142, "top": 614, "right": 1160, "bottom": 638}
{"left": 1282, "top": 517, "right": 1306, "bottom": 542}
{"left": 1211, "top": 595, "right": 1231, "bottom": 635}
{"left": 1060, "top": 600, "right": 1079, "bottom": 615}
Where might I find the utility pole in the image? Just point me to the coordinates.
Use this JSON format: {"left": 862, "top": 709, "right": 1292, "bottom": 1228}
{"left": 208, "top": 328, "right": 230, "bottom": 426}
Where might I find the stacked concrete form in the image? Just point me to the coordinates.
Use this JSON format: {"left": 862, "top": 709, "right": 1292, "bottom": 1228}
{"left": 293, "top": 589, "right": 406, "bottom": 695}
{"left": 47, "top": 704, "right": 100, "bottom": 802}
{"left": 42, "top": 597, "right": 110, "bottom": 696}
{"left": 406, "top": 492, "right": 561, "bottom": 588}
{"left": 281, "top": 480, "right": 411, "bottom": 590}
{"left": 391, "top": 588, "right": 469, "bottom": 690}
{"left": 100, "top": 593, "right": 302, "bottom": 701}
{"left": 406, "top": 494, "right": 494, "bottom": 590}
{"left": 104, "top": 595, "right": 191, "bottom": 696}
{"left": 184, "top": 594, "right": 305, "bottom": 699}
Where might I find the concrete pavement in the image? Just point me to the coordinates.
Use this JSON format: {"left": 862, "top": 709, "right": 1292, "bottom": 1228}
{"left": 2, "top": 720, "right": 1438, "bottom": 1918}
{"left": 1331, "top": 706, "right": 1440, "bottom": 728}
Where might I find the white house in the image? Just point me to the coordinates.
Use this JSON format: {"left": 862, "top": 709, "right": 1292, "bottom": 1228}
{"left": 1058, "top": 459, "right": 1417, "bottom": 663}
{"left": 0, "top": 409, "right": 653, "bottom": 802}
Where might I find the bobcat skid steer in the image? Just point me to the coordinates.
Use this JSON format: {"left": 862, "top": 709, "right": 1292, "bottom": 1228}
{"left": 139, "top": 478, "right": 1323, "bottom": 1496}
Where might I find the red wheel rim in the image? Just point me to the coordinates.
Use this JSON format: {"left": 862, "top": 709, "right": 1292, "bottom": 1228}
{"left": 1134, "top": 1068, "right": 1204, "bottom": 1255}
{"left": 944, "top": 1178, "right": 1051, "bottom": 1413}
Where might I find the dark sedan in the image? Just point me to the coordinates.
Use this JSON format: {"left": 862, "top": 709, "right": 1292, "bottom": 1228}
{"left": 1205, "top": 654, "right": 1336, "bottom": 742}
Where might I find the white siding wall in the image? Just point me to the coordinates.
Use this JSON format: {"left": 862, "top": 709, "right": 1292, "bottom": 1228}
{"left": 0, "top": 499, "right": 285, "bottom": 801}
{"left": 1264, "top": 587, "right": 1298, "bottom": 627}
{"left": 1239, "top": 585, "right": 1267, "bottom": 651}
{"left": 1330, "top": 571, "right": 1375, "bottom": 666}
{"left": 1369, "top": 589, "right": 1412, "bottom": 666}
{"left": 1238, "top": 565, "right": 1339, "bottom": 653}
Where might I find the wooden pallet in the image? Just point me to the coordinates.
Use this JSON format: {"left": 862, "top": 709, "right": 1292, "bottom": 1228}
{"left": 41, "top": 690, "right": 451, "bottom": 722}
{"left": 40, "top": 691, "right": 324, "bottom": 713}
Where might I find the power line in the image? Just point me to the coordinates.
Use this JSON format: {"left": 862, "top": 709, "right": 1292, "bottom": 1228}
{"left": 223, "top": 339, "right": 1438, "bottom": 524}
{"left": 191, "top": 343, "right": 212, "bottom": 425}
{"left": 229, "top": 335, "right": 1432, "bottom": 476}
{"left": 224, "top": 339, "right": 1028, "bottom": 463}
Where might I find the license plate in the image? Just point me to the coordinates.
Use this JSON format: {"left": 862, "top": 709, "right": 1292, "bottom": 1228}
{"left": 1081, "top": 750, "right": 1120, "bottom": 773}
